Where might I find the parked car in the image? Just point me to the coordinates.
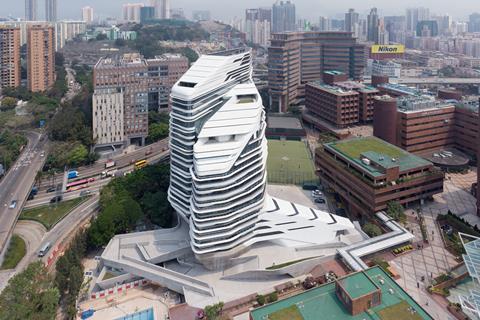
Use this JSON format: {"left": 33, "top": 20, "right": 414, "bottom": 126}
{"left": 315, "top": 198, "right": 326, "bottom": 204}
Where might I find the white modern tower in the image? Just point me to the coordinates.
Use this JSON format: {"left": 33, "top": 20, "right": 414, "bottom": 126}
{"left": 169, "top": 48, "right": 359, "bottom": 269}
{"left": 169, "top": 48, "right": 266, "bottom": 267}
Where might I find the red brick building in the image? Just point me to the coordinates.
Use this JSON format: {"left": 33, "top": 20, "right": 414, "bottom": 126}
{"left": 316, "top": 137, "right": 445, "bottom": 216}
{"left": 373, "top": 96, "right": 479, "bottom": 157}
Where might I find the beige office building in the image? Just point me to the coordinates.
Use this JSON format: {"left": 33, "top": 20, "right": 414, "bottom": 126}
{"left": 27, "top": 24, "right": 55, "bottom": 92}
{"left": 0, "top": 26, "right": 21, "bottom": 89}
{"left": 93, "top": 89, "right": 125, "bottom": 147}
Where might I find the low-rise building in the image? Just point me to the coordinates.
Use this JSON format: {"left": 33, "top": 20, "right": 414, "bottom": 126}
{"left": 368, "top": 59, "right": 401, "bottom": 78}
{"left": 305, "top": 75, "right": 379, "bottom": 129}
{"left": 250, "top": 266, "right": 433, "bottom": 320}
{"left": 373, "top": 95, "right": 479, "bottom": 157}
{"left": 315, "top": 137, "right": 444, "bottom": 216}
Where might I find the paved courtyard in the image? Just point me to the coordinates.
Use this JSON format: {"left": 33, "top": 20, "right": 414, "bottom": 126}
{"left": 390, "top": 170, "right": 479, "bottom": 320}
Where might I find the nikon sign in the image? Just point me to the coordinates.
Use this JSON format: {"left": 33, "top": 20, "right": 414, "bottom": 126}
{"left": 371, "top": 45, "right": 405, "bottom": 54}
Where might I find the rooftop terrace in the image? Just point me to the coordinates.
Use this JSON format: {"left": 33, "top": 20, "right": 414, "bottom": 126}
{"left": 250, "top": 266, "right": 433, "bottom": 320}
{"left": 324, "top": 137, "right": 432, "bottom": 178}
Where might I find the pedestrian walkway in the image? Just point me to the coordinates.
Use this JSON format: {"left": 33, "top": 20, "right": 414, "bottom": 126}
{"left": 388, "top": 171, "right": 480, "bottom": 319}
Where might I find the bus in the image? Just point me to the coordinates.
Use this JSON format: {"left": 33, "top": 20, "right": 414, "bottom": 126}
{"left": 134, "top": 159, "right": 147, "bottom": 170}
{"left": 66, "top": 177, "right": 95, "bottom": 192}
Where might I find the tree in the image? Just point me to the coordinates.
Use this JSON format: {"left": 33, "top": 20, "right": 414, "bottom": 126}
{"left": 363, "top": 223, "right": 382, "bottom": 237}
{"left": 0, "top": 262, "right": 59, "bottom": 320}
{"left": 204, "top": 302, "right": 224, "bottom": 320}
{"left": 147, "top": 122, "right": 169, "bottom": 144}
{"left": 268, "top": 292, "right": 278, "bottom": 303}
{"left": 386, "top": 201, "right": 404, "bottom": 221}
{"left": 96, "top": 33, "right": 108, "bottom": 41}
{"left": 0, "top": 97, "right": 17, "bottom": 111}
{"left": 141, "top": 191, "right": 174, "bottom": 227}
{"left": 256, "top": 294, "right": 266, "bottom": 306}
{"left": 66, "top": 144, "right": 89, "bottom": 166}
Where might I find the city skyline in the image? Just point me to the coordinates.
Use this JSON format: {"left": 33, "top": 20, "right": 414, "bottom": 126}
{"left": 1, "top": 1, "right": 480, "bottom": 21}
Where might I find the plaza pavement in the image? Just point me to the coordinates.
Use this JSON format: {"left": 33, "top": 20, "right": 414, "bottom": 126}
{"left": 391, "top": 171, "right": 479, "bottom": 320}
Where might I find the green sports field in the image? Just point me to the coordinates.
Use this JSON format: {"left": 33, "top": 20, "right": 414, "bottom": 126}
{"left": 267, "top": 140, "right": 317, "bottom": 185}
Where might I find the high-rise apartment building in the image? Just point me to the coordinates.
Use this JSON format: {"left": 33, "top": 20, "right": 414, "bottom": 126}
{"left": 318, "top": 16, "right": 331, "bottom": 31}
{"left": 272, "top": 0, "right": 296, "bottom": 33}
{"left": 122, "top": 3, "right": 144, "bottom": 23}
{"left": 93, "top": 53, "right": 188, "bottom": 149}
{"left": 25, "top": 0, "right": 37, "bottom": 21}
{"left": 416, "top": 20, "right": 439, "bottom": 37}
{"left": 0, "top": 26, "right": 21, "bottom": 90}
{"left": 268, "top": 32, "right": 365, "bottom": 113}
{"left": 406, "top": 7, "right": 430, "bottom": 33}
{"left": 82, "top": 6, "right": 94, "bottom": 24}
{"left": 150, "top": 0, "right": 170, "bottom": 19}
{"left": 345, "top": 8, "right": 359, "bottom": 37}
{"left": 1, "top": 20, "right": 86, "bottom": 51}
{"left": 469, "top": 13, "right": 480, "bottom": 33}
{"left": 45, "top": 0, "right": 57, "bottom": 22}
{"left": 245, "top": 8, "right": 271, "bottom": 47}
{"left": 384, "top": 16, "right": 406, "bottom": 43}
{"left": 367, "top": 8, "right": 379, "bottom": 43}
{"left": 140, "top": 6, "right": 155, "bottom": 23}
{"left": 27, "top": 24, "right": 55, "bottom": 92}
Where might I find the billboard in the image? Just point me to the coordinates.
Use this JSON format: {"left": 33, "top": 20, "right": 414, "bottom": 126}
{"left": 371, "top": 45, "right": 405, "bottom": 54}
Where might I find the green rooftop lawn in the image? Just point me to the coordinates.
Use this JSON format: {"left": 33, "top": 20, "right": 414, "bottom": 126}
{"left": 377, "top": 301, "right": 423, "bottom": 320}
{"left": 20, "top": 197, "right": 87, "bottom": 230}
{"left": 251, "top": 266, "right": 433, "bottom": 320}
{"left": 331, "top": 137, "right": 405, "bottom": 160}
{"left": 267, "top": 140, "right": 317, "bottom": 185}
{"left": 269, "top": 305, "right": 304, "bottom": 320}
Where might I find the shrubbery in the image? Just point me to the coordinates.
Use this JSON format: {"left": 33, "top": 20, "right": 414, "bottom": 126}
{"left": 392, "top": 245, "right": 413, "bottom": 255}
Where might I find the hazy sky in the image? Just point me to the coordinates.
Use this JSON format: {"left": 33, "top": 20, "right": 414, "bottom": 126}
{"left": 1, "top": 1, "right": 477, "bottom": 21}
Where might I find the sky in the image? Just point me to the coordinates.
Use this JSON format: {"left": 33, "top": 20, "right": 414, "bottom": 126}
{"left": 1, "top": 1, "right": 478, "bottom": 22}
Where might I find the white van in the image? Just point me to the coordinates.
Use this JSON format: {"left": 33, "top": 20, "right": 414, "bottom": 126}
{"left": 38, "top": 242, "right": 51, "bottom": 257}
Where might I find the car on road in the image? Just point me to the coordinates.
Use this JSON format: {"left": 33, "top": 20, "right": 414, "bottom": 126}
{"left": 46, "top": 187, "right": 56, "bottom": 193}
{"left": 40, "top": 151, "right": 45, "bottom": 157}
{"left": 50, "top": 196, "right": 63, "bottom": 203}
{"left": 80, "top": 190, "right": 91, "bottom": 197}
{"left": 38, "top": 242, "right": 51, "bottom": 257}
{"left": 311, "top": 190, "right": 323, "bottom": 197}
{"left": 9, "top": 200, "right": 17, "bottom": 209}
{"left": 315, "top": 198, "right": 326, "bottom": 204}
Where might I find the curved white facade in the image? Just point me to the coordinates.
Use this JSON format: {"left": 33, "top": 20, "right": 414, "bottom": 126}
{"left": 169, "top": 49, "right": 267, "bottom": 262}
{"left": 170, "top": 49, "right": 360, "bottom": 269}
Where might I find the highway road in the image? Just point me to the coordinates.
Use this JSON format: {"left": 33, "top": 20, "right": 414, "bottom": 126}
{"left": 0, "top": 131, "right": 47, "bottom": 264}
{"left": 27, "top": 141, "right": 170, "bottom": 208}
{"left": 39, "top": 195, "right": 100, "bottom": 263}
{"left": 0, "top": 196, "right": 100, "bottom": 292}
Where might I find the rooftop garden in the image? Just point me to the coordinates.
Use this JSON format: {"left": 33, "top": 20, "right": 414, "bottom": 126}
{"left": 329, "top": 137, "right": 405, "bottom": 161}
